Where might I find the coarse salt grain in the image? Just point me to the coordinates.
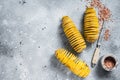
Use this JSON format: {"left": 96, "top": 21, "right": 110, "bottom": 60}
{"left": 104, "top": 29, "right": 110, "bottom": 41}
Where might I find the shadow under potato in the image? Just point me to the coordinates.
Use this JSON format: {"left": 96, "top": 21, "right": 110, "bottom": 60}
{"left": 80, "top": 13, "right": 84, "bottom": 36}
{"left": 95, "top": 56, "right": 112, "bottom": 78}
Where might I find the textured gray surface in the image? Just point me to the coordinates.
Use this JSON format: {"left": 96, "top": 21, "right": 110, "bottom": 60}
{"left": 0, "top": 0, "right": 120, "bottom": 80}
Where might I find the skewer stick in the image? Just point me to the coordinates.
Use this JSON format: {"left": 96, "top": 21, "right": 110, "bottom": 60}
{"left": 91, "top": 21, "right": 105, "bottom": 67}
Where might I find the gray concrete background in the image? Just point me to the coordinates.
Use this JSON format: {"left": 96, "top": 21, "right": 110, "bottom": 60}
{"left": 0, "top": 0, "right": 120, "bottom": 80}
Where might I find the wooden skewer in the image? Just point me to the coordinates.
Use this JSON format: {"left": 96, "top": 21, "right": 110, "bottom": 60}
{"left": 91, "top": 21, "right": 104, "bottom": 67}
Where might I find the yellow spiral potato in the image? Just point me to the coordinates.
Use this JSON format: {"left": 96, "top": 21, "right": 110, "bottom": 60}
{"left": 84, "top": 7, "right": 99, "bottom": 43}
{"left": 62, "top": 16, "right": 86, "bottom": 53}
{"left": 55, "top": 48, "right": 90, "bottom": 78}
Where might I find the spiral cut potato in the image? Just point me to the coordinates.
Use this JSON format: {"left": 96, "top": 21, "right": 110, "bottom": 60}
{"left": 55, "top": 48, "right": 90, "bottom": 78}
{"left": 84, "top": 7, "right": 99, "bottom": 43}
{"left": 62, "top": 16, "right": 86, "bottom": 53}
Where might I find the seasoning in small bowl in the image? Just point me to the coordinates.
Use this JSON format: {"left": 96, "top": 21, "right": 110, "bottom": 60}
{"left": 101, "top": 54, "right": 118, "bottom": 71}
